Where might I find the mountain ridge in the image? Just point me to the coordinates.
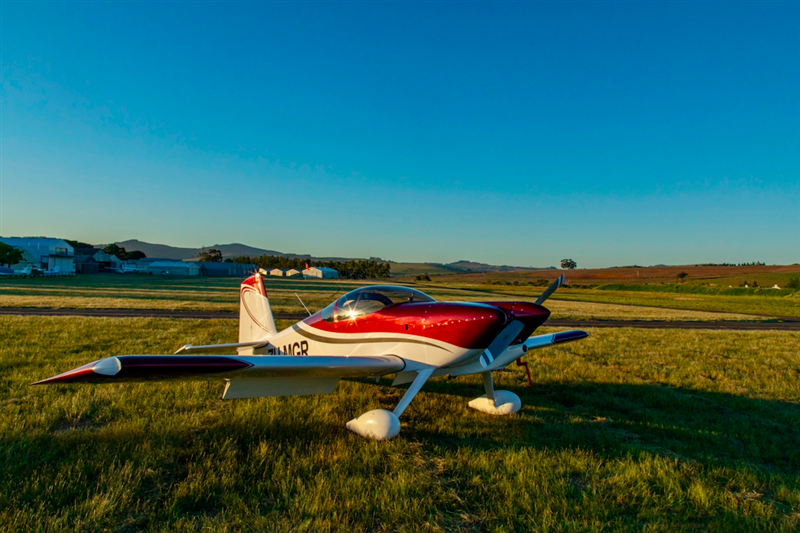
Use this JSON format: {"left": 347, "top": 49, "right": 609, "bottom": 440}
{"left": 113, "top": 239, "right": 549, "bottom": 273}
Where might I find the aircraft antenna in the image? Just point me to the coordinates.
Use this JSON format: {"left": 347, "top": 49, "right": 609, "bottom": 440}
{"left": 295, "top": 293, "right": 312, "bottom": 316}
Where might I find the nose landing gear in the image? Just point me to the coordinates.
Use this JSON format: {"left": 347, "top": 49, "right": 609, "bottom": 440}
{"left": 468, "top": 372, "right": 521, "bottom": 415}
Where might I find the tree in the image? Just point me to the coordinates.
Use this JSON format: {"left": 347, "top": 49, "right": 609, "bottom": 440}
{"left": 0, "top": 242, "right": 24, "bottom": 266}
{"left": 560, "top": 259, "right": 577, "bottom": 270}
{"left": 676, "top": 272, "right": 688, "bottom": 282}
{"left": 65, "top": 239, "right": 94, "bottom": 249}
{"left": 103, "top": 243, "right": 126, "bottom": 258}
{"left": 231, "top": 255, "right": 392, "bottom": 280}
{"left": 786, "top": 276, "right": 800, "bottom": 290}
{"left": 199, "top": 248, "right": 223, "bottom": 262}
{"left": 102, "top": 243, "right": 146, "bottom": 261}
{"left": 415, "top": 274, "right": 431, "bottom": 282}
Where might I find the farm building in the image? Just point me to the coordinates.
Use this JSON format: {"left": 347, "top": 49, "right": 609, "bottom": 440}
{"left": 302, "top": 267, "right": 339, "bottom": 279}
{"left": 285, "top": 269, "right": 302, "bottom": 278}
{"left": 146, "top": 261, "right": 201, "bottom": 276}
{"left": 0, "top": 237, "right": 76, "bottom": 274}
{"left": 269, "top": 269, "right": 286, "bottom": 277}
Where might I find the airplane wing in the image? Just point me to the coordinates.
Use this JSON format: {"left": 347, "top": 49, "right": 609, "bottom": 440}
{"left": 446, "top": 329, "right": 588, "bottom": 377}
{"left": 33, "top": 354, "right": 405, "bottom": 399}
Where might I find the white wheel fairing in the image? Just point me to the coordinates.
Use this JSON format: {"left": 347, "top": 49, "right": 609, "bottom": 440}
{"left": 468, "top": 390, "right": 521, "bottom": 415}
{"left": 346, "top": 409, "right": 401, "bottom": 440}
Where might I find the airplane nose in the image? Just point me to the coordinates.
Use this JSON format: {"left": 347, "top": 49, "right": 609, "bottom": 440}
{"left": 475, "top": 300, "right": 551, "bottom": 343}
{"left": 420, "top": 303, "right": 509, "bottom": 350}
{"left": 496, "top": 309, "right": 509, "bottom": 325}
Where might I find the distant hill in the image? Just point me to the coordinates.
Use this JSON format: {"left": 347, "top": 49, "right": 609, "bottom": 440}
{"left": 445, "top": 260, "right": 554, "bottom": 273}
{"left": 113, "top": 239, "right": 544, "bottom": 272}
{"left": 389, "top": 260, "right": 553, "bottom": 277}
{"left": 115, "top": 240, "right": 290, "bottom": 261}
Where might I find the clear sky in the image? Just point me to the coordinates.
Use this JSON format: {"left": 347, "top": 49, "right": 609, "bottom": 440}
{"left": 2, "top": 1, "right": 798, "bottom": 267}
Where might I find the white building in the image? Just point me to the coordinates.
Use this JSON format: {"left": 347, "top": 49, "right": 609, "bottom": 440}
{"left": 269, "top": 269, "right": 286, "bottom": 277}
{"left": 0, "top": 237, "right": 75, "bottom": 274}
{"left": 285, "top": 269, "right": 302, "bottom": 278}
{"left": 146, "top": 261, "right": 201, "bottom": 276}
{"left": 302, "top": 266, "right": 339, "bottom": 279}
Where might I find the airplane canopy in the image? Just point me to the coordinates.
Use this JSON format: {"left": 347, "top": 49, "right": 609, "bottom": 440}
{"left": 321, "top": 285, "right": 435, "bottom": 322}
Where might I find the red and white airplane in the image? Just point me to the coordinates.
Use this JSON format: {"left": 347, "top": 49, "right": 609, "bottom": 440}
{"left": 35, "top": 272, "right": 587, "bottom": 440}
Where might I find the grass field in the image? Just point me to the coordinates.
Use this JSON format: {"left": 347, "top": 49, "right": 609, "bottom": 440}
{"left": 397, "top": 263, "right": 800, "bottom": 319}
{"left": 413, "top": 283, "right": 800, "bottom": 319}
{"left": 1, "top": 316, "right": 798, "bottom": 531}
{"left": 0, "top": 276, "right": 784, "bottom": 322}
{"left": 408, "top": 264, "right": 800, "bottom": 285}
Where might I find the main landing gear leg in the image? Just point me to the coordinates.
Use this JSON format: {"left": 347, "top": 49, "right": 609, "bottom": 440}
{"left": 468, "top": 371, "right": 521, "bottom": 416}
{"left": 346, "top": 368, "right": 434, "bottom": 440}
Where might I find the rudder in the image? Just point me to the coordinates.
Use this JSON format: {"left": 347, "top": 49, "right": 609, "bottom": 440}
{"left": 239, "top": 271, "right": 277, "bottom": 344}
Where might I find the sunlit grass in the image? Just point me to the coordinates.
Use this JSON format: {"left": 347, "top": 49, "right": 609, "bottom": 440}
{"left": 2, "top": 316, "right": 798, "bottom": 531}
{"left": 425, "top": 282, "right": 800, "bottom": 319}
{"left": 1, "top": 277, "right": 777, "bottom": 322}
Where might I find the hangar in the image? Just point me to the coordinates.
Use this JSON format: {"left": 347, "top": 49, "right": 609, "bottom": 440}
{"left": 196, "top": 262, "right": 257, "bottom": 277}
{"left": 0, "top": 237, "right": 76, "bottom": 274}
{"left": 146, "top": 261, "right": 201, "bottom": 276}
{"left": 302, "top": 266, "right": 339, "bottom": 279}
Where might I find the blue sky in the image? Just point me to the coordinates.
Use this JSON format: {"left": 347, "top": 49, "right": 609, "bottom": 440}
{"left": 2, "top": 1, "right": 798, "bottom": 267}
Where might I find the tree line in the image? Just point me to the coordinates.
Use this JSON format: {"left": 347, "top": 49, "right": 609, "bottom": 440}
{"left": 232, "top": 255, "right": 391, "bottom": 280}
{"left": 697, "top": 262, "right": 767, "bottom": 267}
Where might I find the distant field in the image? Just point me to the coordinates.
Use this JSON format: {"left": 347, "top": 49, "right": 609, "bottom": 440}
{"left": 410, "top": 264, "right": 800, "bottom": 285}
{"left": 431, "top": 285, "right": 800, "bottom": 319}
{"left": 388, "top": 262, "right": 464, "bottom": 277}
{"left": 2, "top": 316, "right": 798, "bottom": 531}
{"left": 412, "top": 277, "right": 800, "bottom": 319}
{"left": 0, "top": 275, "right": 780, "bottom": 322}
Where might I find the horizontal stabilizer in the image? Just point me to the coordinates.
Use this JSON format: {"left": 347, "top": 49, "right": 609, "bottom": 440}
{"left": 33, "top": 354, "right": 405, "bottom": 385}
{"left": 174, "top": 341, "right": 269, "bottom": 354}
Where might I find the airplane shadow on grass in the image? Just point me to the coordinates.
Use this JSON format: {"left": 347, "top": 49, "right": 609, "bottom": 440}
{"left": 400, "top": 376, "right": 800, "bottom": 476}
{"left": 5, "top": 378, "right": 800, "bottom": 493}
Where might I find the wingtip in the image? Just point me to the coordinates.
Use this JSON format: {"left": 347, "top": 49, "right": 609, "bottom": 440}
{"left": 30, "top": 362, "right": 97, "bottom": 385}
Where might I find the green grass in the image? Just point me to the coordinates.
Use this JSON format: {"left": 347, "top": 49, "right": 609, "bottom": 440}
{"left": 552, "top": 289, "right": 800, "bottom": 319}
{"left": 416, "top": 281, "right": 800, "bottom": 319}
{"left": 388, "top": 262, "right": 464, "bottom": 277}
{"left": 2, "top": 276, "right": 782, "bottom": 322}
{"left": 2, "top": 316, "right": 799, "bottom": 531}
{"left": 594, "top": 282, "right": 795, "bottom": 297}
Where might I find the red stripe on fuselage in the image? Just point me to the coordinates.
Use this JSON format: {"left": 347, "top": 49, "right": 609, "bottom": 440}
{"left": 303, "top": 302, "right": 511, "bottom": 350}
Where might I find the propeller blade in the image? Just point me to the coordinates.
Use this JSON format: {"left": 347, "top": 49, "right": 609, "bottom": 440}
{"left": 535, "top": 274, "right": 565, "bottom": 305}
{"left": 478, "top": 319, "right": 525, "bottom": 368}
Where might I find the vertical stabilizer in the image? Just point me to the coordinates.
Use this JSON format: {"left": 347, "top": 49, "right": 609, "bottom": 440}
{"left": 239, "top": 272, "right": 277, "bottom": 344}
